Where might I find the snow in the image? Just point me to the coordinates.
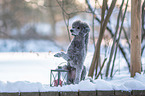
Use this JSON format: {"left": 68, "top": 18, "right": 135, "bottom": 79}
{"left": 1, "top": 73, "right": 145, "bottom": 92}
{"left": 0, "top": 52, "right": 65, "bottom": 84}
{"left": 0, "top": 39, "right": 145, "bottom": 92}
{"left": 94, "top": 79, "right": 113, "bottom": 90}
{"left": 110, "top": 75, "right": 145, "bottom": 91}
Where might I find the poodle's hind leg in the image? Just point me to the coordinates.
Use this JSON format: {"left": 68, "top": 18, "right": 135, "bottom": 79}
{"left": 74, "top": 66, "right": 83, "bottom": 84}
{"left": 81, "top": 66, "right": 86, "bottom": 80}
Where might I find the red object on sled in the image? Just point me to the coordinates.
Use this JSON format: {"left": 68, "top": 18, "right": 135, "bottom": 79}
{"left": 54, "top": 79, "right": 62, "bottom": 86}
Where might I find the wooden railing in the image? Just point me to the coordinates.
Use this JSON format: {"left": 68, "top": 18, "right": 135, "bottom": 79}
{"left": 0, "top": 90, "right": 145, "bottom": 96}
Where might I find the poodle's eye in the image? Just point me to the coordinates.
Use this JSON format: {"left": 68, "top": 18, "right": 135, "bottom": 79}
{"left": 77, "top": 27, "right": 80, "bottom": 29}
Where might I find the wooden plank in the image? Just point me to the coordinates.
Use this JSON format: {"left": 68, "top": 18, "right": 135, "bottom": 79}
{"left": 21, "top": 92, "right": 39, "bottom": 96}
{"left": 97, "top": 90, "right": 114, "bottom": 96}
{"left": 60, "top": 91, "right": 78, "bottom": 96}
{"left": 79, "top": 91, "right": 96, "bottom": 96}
{"left": 40, "top": 92, "right": 59, "bottom": 96}
{"left": 132, "top": 90, "right": 145, "bottom": 95}
{"left": 2, "top": 90, "right": 145, "bottom": 96}
{"left": 115, "top": 90, "right": 131, "bottom": 96}
{"left": 0, "top": 93, "right": 19, "bottom": 96}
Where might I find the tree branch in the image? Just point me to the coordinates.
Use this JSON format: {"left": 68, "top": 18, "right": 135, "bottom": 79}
{"left": 110, "top": 0, "right": 129, "bottom": 77}
{"left": 122, "top": 27, "right": 130, "bottom": 48}
{"left": 106, "top": 0, "right": 125, "bottom": 77}
{"left": 95, "top": 58, "right": 107, "bottom": 79}
{"left": 142, "top": 1, "right": 145, "bottom": 42}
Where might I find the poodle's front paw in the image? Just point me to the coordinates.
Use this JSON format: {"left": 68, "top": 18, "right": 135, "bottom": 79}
{"left": 54, "top": 53, "right": 62, "bottom": 57}
{"left": 54, "top": 52, "right": 65, "bottom": 57}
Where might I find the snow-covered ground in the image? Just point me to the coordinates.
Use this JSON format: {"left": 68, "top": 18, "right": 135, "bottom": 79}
{"left": 0, "top": 39, "right": 145, "bottom": 92}
{"left": 0, "top": 52, "right": 145, "bottom": 92}
{"left": 1, "top": 73, "right": 145, "bottom": 92}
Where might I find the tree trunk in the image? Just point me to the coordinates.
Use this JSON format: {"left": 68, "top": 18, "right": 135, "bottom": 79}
{"left": 130, "top": 0, "right": 141, "bottom": 77}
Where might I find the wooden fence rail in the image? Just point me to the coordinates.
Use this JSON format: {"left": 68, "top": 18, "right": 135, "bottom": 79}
{"left": 0, "top": 90, "right": 145, "bottom": 96}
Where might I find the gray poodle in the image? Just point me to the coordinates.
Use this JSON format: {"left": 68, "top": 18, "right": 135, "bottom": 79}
{"left": 54, "top": 20, "right": 90, "bottom": 84}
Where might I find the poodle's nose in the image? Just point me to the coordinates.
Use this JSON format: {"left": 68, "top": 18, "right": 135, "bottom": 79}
{"left": 70, "top": 29, "right": 73, "bottom": 32}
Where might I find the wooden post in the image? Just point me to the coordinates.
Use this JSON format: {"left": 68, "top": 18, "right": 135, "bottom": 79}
{"left": 130, "top": 0, "right": 141, "bottom": 77}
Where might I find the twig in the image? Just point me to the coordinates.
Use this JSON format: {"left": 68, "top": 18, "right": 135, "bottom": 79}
{"left": 55, "top": 0, "right": 71, "bottom": 41}
{"left": 122, "top": 27, "right": 130, "bottom": 49}
{"left": 95, "top": 58, "right": 107, "bottom": 79}
{"left": 110, "top": 46, "right": 118, "bottom": 78}
{"left": 142, "top": 1, "right": 145, "bottom": 42}
{"left": 68, "top": 10, "right": 92, "bottom": 15}
{"left": 92, "top": 13, "right": 95, "bottom": 49}
{"left": 112, "top": 69, "right": 119, "bottom": 77}
{"left": 55, "top": 0, "right": 69, "bottom": 15}
{"left": 141, "top": 45, "right": 145, "bottom": 56}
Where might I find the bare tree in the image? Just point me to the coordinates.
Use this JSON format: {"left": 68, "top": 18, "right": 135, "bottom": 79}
{"left": 88, "top": 0, "right": 117, "bottom": 78}
{"left": 86, "top": 0, "right": 130, "bottom": 77}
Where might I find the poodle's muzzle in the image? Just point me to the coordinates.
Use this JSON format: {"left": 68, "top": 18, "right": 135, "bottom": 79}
{"left": 70, "top": 28, "right": 80, "bottom": 36}
{"left": 70, "top": 29, "right": 75, "bottom": 36}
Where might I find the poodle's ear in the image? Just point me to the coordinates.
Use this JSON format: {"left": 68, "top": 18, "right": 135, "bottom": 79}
{"left": 85, "top": 27, "right": 90, "bottom": 32}
{"left": 82, "top": 23, "right": 90, "bottom": 33}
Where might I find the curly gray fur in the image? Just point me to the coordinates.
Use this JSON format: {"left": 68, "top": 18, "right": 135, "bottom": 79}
{"left": 54, "top": 20, "right": 90, "bottom": 84}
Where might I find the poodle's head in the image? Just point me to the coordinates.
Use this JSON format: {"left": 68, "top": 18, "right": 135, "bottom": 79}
{"left": 70, "top": 20, "right": 90, "bottom": 37}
